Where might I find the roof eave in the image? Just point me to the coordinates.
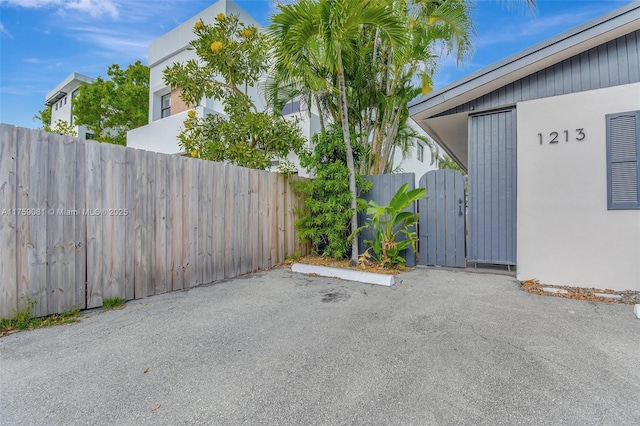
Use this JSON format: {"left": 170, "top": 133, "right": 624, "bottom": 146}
{"left": 408, "top": 2, "right": 640, "bottom": 116}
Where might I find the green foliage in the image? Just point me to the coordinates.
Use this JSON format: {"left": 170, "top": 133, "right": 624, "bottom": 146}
{"left": 163, "top": 13, "right": 304, "bottom": 169}
{"left": 285, "top": 250, "right": 302, "bottom": 262}
{"left": 360, "top": 183, "right": 426, "bottom": 268}
{"left": 49, "top": 120, "right": 77, "bottom": 137}
{"left": 33, "top": 106, "right": 76, "bottom": 136}
{"left": 292, "top": 125, "right": 371, "bottom": 259}
{"left": 102, "top": 297, "right": 125, "bottom": 311}
{"left": 33, "top": 106, "right": 52, "bottom": 130}
{"left": 276, "top": 159, "right": 298, "bottom": 176}
{"left": 269, "top": 0, "right": 475, "bottom": 176}
{"left": 73, "top": 61, "right": 149, "bottom": 146}
{"left": 178, "top": 109, "right": 305, "bottom": 170}
{"left": 0, "top": 300, "right": 81, "bottom": 337}
{"left": 0, "top": 300, "right": 36, "bottom": 332}
{"left": 270, "top": 0, "right": 407, "bottom": 264}
{"left": 438, "top": 153, "right": 465, "bottom": 175}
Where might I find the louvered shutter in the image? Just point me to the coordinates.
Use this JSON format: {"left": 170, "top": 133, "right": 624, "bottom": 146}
{"left": 606, "top": 111, "right": 640, "bottom": 210}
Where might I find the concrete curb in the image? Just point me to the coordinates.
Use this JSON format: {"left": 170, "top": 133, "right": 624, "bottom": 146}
{"left": 291, "top": 263, "right": 395, "bottom": 286}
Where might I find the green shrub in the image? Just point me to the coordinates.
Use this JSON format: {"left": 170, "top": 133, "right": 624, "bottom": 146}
{"left": 292, "top": 125, "right": 371, "bottom": 259}
{"left": 360, "top": 183, "right": 426, "bottom": 268}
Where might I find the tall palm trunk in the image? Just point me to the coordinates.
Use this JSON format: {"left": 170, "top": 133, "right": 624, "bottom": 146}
{"left": 337, "top": 46, "right": 359, "bottom": 265}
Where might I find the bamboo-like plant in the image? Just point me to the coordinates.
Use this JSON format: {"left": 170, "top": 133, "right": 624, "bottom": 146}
{"left": 360, "top": 183, "right": 426, "bottom": 268}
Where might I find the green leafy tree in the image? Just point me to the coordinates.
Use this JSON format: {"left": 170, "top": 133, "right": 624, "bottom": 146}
{"left": 365, "top": 0, "right": 536, "bottom": 172}
{"left": 438, "top": 153, "right": 465, "bottom": 174}
{"left": 33, "top": 107, "right": 76, "bottom": 136}
{"left": 33, "top": 106, "right": 52, "bottom": 131}
{"left": 49, "top": 120, "right": 77, "bottom": 137}
{"left": 72, "top": 61, "right": 149, "bottom": 146}
{"left": 292, "top": 125, "right": 371, "bottom": 259}
{"left": 270, "top": 0, "right": 406, "bottom": 265}
{"left": 363, "top": 0, "right": 475, "bottom": 174}
{"left": 163, "top": 13, "right": 305, "bottom": 169}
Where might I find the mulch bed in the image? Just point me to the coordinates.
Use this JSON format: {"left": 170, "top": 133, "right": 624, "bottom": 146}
{"left": 521, "top": 279, "right": 640, "bottom": 305}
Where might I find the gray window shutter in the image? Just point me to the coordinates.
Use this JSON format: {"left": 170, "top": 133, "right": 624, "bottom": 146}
{"left": 606, "top": 111, "right": 640, "bottom": 210}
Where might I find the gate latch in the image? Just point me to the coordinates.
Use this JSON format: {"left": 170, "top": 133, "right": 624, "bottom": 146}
{"left": 458, "top": 198, "right": 463, "bottom": 216}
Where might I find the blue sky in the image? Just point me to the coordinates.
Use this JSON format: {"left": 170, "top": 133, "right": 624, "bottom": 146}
{"left": 0, "top": 0, "right": 635, "bottom": 130}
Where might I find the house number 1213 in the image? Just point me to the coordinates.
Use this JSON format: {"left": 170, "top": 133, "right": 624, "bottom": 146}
{"left": 538, "top": 129, "right": 586, "bottom": 144}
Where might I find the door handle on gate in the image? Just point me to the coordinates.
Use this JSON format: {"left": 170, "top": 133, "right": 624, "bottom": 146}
{"left": 458, "top": 199, "right": 463, "bottom": 216}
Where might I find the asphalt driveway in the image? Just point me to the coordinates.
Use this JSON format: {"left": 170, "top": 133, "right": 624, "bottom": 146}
{"left": 1, "top": 267, "right": 639, "bottom": 425}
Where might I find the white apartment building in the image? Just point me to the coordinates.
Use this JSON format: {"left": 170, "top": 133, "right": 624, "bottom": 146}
{"left": 126, "top": 0, "right": 309, "bottom": 159}
{"left": 44, "top": 72, "right": 94, "bottom": 139}
{"left": 126, "top": 0, "right": 435, "bottom": 180}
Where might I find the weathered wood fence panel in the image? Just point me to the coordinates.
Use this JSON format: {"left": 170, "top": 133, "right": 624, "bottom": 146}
{"left": 0, "top": 125, "right": 17, "bottom": 319}
{"left": 0, "top": 125, "right": 309, "bottom": 318}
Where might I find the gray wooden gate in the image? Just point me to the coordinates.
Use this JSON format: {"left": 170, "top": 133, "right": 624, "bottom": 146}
{"left": 418, "top": 169, "right": 466, "bottom": 267}
{"left": 468, "top": 109, "right": 517, "bottom": 266}
{"left": 358, "top": 173, "right": 417, "bottom": 267}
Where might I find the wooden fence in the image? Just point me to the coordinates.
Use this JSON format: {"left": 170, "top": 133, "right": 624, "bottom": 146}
{"left": 0, "top": 124, "right": 309, "bottom": 318}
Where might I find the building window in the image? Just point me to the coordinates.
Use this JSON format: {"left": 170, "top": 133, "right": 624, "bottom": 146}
{"left": 281, "top": 100, "right": 301, "bottom": 115}
{"left": 161, "top": 93, "right": 171, "bottom": 118}
{"left": 606, "top": 111, "right": 639, "bottom": 210}
{"left": 64, "top": 96, "right": 67, "bottom": 105}
{"left": 417, "top": 144, "right": 424, "bottom": 162}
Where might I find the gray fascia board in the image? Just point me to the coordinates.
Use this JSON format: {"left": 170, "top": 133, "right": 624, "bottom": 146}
{"left": 45, "top": 72, "right": 94, "bottom": 105}
{"left": 408, "top": 2, "right": 640, "bottom": 115}
{"left": 149, "top": 45, "right": 190, "bottom": 68}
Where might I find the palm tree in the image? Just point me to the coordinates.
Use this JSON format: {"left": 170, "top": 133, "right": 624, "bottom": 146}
{"left": 264, "top": 57, "right": 333, "bottom": 133}
{"left": 354, "top": 0, "right": 535, "bottom": 174}
{"left": 270, "top": 0, "right": 406, "bottom": 265}
{"left": 362, "top": 0, "right": 475, "bottom": 174}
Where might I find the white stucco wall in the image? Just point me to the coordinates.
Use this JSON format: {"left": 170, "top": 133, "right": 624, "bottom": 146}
{"left": 516, "top": 82, "right": 640, "bottom": 291}
{"left": 48, "top": 82, "right": 91, "bottom": 139}
{"left": 50, "top": 95, "right": 71, "bottom": 124}
{"left": 128, "top": 106, "right": 219, "bottom": 154}
{"left": 147, "top": 0, "right": 263, "bottom": 123}
{"left": 390, "top": 119, "right": 439, "bottom": 186}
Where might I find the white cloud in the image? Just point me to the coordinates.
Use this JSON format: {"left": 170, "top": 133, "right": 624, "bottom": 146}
{"left": 67, "top": 26, "right": 152, "bottom": 60}
{"left": 0, "top": 22, "right": 12, "bottom": 38}
{"left": 65, "top": 0, "right": 118, "bottom": 19}
{"left": 1, "top": 0, "right": 119, "bottom": 19}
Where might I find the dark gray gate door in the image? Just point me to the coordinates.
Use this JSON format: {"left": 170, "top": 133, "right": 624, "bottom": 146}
{"left": 418, "top": 169, "right": 466, "bottom": 267}
{"left": 358, "top": 173, "right": 417, "bottom": 267}
{"left": 468, "top": 109, "right": 517, "bottom": 266}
